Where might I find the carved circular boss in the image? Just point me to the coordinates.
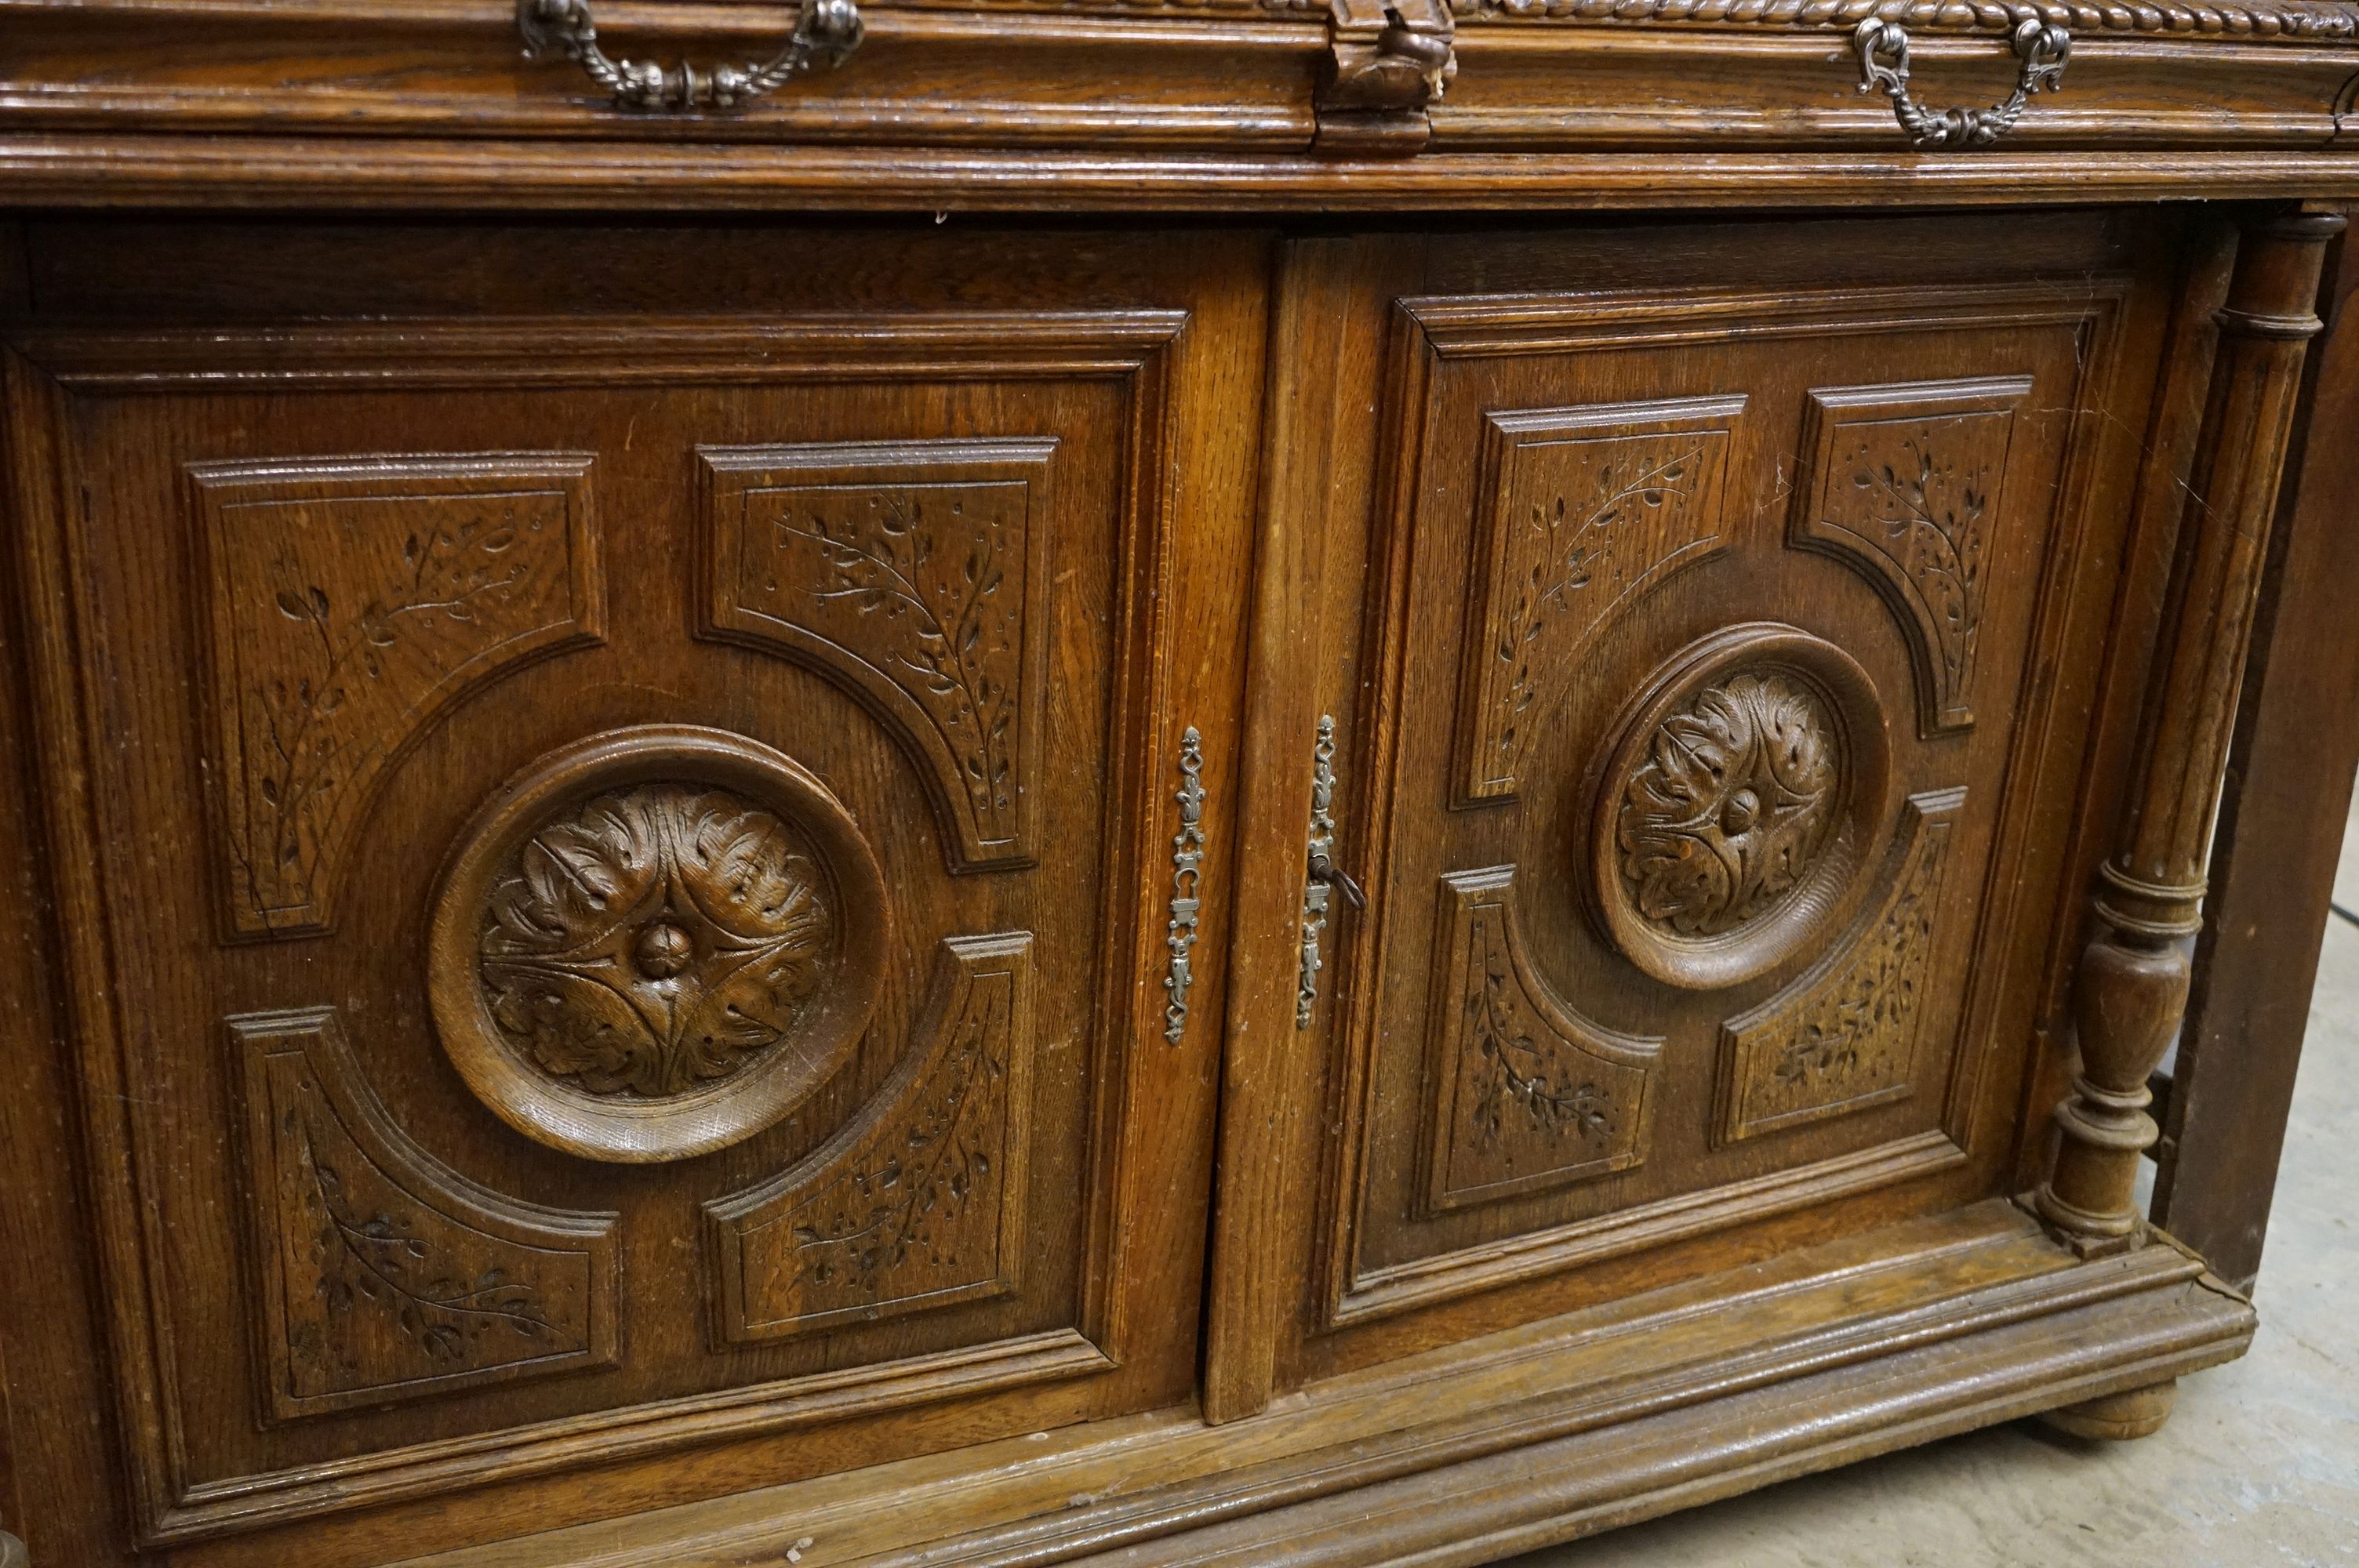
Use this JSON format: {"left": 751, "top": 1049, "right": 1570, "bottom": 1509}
{"left": 429, "top": 725, "right": 889, "bottom": 1163}
{"left": 1588, "top": 623, "right": 1892, "bottom": 992}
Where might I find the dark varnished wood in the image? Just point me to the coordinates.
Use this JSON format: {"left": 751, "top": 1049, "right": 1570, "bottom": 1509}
{"left": 0, "top": 14, "right": 2354, "bottom": 1557}
{"left": 0, "top": 222, "right": 1267, "bottom": 1563}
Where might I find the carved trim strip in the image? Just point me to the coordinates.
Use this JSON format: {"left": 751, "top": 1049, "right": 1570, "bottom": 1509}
{"left": 1790, "top": 376, "right": 2030, "bottom": 739}
{"left": 192, "top": 453, "right": 605, "bottom": 938}
{"left": 1715, "top": 789, "right": 1964, "bottom": 1145}
{"left": 1455, "top": 394, "right": 1743, "bottom": 804}
{"left": 1447, "top": 0, "right": 2358, "bottom": 40}
{"left": 701, "top": 439, "right": 1057, "bottom": 872}
{"left": 1423, "top": 866, "right": 1661, "bottom": 1214}
{"left": 707, "top": 933, "right": 1035, "bottom": 1345}
{"left": 1165, "top": 728, "right": 1208, "bottom": 1045}
{"left": 232, "top": 1008, "right": 619, "bottom": 1420}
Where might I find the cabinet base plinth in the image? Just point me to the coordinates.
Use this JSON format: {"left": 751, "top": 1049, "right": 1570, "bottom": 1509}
{"left": 393, "top": 1202, "right": 2255, "bottom": 1568}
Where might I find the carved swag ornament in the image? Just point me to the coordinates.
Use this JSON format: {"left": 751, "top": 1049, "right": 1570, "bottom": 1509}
{"left": 478, "top": 783, "right": 838, "bottom": 1098}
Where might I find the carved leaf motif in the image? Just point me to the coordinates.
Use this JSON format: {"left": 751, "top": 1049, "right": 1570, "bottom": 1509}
{"left": 196, "top": 456, "right": 600, "bottom": 937}
{"left": 770, "top": 488, "right": 1023, "bottom": 841}
{"left": 1492, "top": 447, "right": 1701, "bottom": 767}
{"left": 1773, "top": 831, "right": 1944, "bottom": 1089}
{"left": 234, "top": 1009, "right": 614, "bottom": 1418}
{"left": 477, "top": 784, "right": 837, "bottom": 1098}
{"left": 1457, "top": 403, "right": 1740, "bottom": 803}
{"left": 1844, "top": 432, "right": 1987, "bottom": 691}
{"left": 1427, "top": 870, "right": 1656, "bottom": 1212}
{"left": 1717, "top": 801, "right": 1958, "bottom": 1142}
{"left": 1463, "top": 918, "right": 1614, "bottom": 1150}
{"left": 787, "top": 982, "right": 1009, "bottom": 1294}
{"left": 1616, "top": 671, "right": 1840, "bottom": 938}
{"left": 711, "top": 935, "right": 1033, "bottom": 1344}
{"left": 294, "top": 1115, "right": 561, "bottom": 1368}
{"left": 1794, "top": 383, "right": 2024, "bottom": 735}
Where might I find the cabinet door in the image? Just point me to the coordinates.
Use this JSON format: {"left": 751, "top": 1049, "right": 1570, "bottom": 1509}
{"left": 2, "top": 223, "right": 1263, "bottom": 1565}
{"left": 1212, "top": 212, "right": 2183, "bottom": 1396}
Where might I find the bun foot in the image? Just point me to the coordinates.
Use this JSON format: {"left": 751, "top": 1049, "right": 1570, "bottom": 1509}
{"left": 2037, "top": 1379, "right": 2179, "bottom": 1441}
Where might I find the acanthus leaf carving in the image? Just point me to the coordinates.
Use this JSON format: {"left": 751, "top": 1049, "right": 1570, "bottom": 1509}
{"left": 1587, "top": 624, "right": 1893, "bottom": 993}
{"left": 1616, "top": 670, "right": 1841, "bottom": 938}
{"left": 477, "top": 782, "right": 838, "bottom": 1099}
{"left": 707, "top": 933, "right": 1034, "bottom": 1345}
{"left": 233, "top": 1007, "right": 618, "bottom": 1420}
{"left": 1791, "top": 377, "right": 2030, "bottom": 737}
{"left": 1716, "top": 790, "right": 1963, "bottom": 1144}
{"left": 701, "top": 440, "right": 1056, "bottom": 872}
{"left": 1424, "top": 867, "right": 1659, "bottom": 1214}
{"left": 1456, "top": 395, "right": 1742, "bottom": 804}
{"left": 429, "top": 725, "right": 891, "bottom": 1166}
{"left": 193, "top": 454, "right": 604, "bottom": 939}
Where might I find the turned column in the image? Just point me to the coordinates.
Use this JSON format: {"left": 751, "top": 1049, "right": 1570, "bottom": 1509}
{"left": 2035, "top": 206, "right": 2346, "bottom": 1254}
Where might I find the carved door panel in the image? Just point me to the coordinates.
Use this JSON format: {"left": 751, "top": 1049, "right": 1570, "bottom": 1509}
{"left": 2, "top": 223, "right": 1263, "bottom": 1564}
{"left": 1256, "top": 213, "right": 2183, "bottom": 1384}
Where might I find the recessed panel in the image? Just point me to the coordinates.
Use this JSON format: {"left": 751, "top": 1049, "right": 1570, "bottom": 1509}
{"left": 1321, "top": 273, "right": 2127, "bottom": 1330}
{"left": 9, "top": 241, "right": 1234, "bottom": 1555}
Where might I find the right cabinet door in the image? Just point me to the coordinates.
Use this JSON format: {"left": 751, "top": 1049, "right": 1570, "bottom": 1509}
{"left": 1274, "top": 211, "right": 2188, "bottom": 1378}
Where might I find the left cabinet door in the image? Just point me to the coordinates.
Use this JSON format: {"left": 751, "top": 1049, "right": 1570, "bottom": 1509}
{"left": 0, "top": 222, "right": 1266, "bottom": 1566}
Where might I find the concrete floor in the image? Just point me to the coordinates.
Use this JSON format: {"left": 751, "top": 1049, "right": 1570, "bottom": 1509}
{"left": 1504, "top": 804, "right": 2359, "bottom": 1568}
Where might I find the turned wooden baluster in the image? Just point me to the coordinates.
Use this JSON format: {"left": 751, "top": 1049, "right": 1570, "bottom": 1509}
{"left": 2035, "top": 206, "right": 2346, "bottom": 1255}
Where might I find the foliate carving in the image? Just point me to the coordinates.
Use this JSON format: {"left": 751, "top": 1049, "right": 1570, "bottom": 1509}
{"left": 477, "top": 784, "right": 838, "bottom": 1099}
{"left": 1457, "top": 395, "right": 1742, "bottom": 804}
{"left": 191, "top": 454, "right": 603, "bottom": 938}
{"left": 1793, "top": 377, "right": 2030, "bottom": 737}
{"left": 1616, "top": 672, "right": 1840, "bottom": 938}
{"left": 233, "top": 1008, "right": 617, "bottom": 1419}
{"left": 701, "top": 440, "right": 1056, "bottom": 871}
{"left": 1445, "top": 0, "right": 2357, "bottom": 42}
{"left": 709, "top": 934, "right": 1034, "bottom": 1345}
{"left": 1425, "top": 867, "right": 1659, "bottom": 1214}
{"left": 1717, "top": 793, "right": 1961, "bottom": 1143}
{"left": 1589, "top": 624, "right": 1893, "bottom": 991}
{"left": 430, "top": 726, "right": 889, "bottom": 1165}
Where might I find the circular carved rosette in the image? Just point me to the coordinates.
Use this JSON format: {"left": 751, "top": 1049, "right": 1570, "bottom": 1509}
{"left": 429, "top": 725, "right": 889, "bottom": 1163}
{"left": 1587, "top": 624, "right": 1892, "bottom": 991}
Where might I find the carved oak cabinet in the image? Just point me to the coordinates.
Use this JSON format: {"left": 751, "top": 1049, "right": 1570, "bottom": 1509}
{"left": 0, "top": 2, "right": 2353, "bottom": 1563}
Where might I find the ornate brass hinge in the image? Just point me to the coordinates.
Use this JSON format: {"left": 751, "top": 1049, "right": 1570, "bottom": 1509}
{"left": 1315, "top": 0, "right": 1457, "bottom": 156}
{"left": 1297, "top": 717, "right": 1365, "bottom": 1028}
